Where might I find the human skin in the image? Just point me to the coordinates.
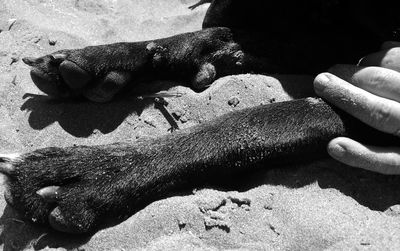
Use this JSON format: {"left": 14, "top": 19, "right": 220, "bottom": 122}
{"left": 314, "top": 41, "right": 400, "bottom": 174}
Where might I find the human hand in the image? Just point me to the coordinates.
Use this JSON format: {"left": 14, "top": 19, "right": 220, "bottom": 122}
{"left": 313, "top": 41, "right": 400, "bottom": 174}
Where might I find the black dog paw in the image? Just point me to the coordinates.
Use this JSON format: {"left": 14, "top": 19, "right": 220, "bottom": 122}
{"left": 23, "top": 47, "right": 133, "bottom": 103}
{"left": 23, "top": 28, "right": 246, "bottom": 101}
{"left": 0, "top": 145, "right": 151, "bottom": 233}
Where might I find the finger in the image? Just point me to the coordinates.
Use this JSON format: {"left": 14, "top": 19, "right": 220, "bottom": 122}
{"left": 23, "top": 54, "right": 66, "bottom": 68}
{"left": 358, "top": 47, "right": 400, "bottom": 72}
{"left": 36, "top": 186, "right": 61, "bottom": 202}
{"left": 328, "top": 137, "right": 400, "bottom": 175}
{"left": 314, "top": 73, "right": 400, "bottom": 136}
{"left": 329, "top": 65, "right": 400, "bottom": 103}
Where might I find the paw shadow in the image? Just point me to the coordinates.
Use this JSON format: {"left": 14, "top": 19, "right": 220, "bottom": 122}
{"left": 20, "top": 81, "right": 181, "bottom": 138}
{"left": 0, "top": 205, "right": 92, "bottom": 251}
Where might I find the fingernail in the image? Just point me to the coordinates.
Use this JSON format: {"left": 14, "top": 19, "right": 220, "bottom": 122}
{"left": 313, "top": 73, "right": 330, "bottom": 94}
{"left": 328, "top": 143, "right": 346, "bottom": 159}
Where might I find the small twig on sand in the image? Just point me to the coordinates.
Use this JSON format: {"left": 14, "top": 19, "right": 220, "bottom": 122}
{"left": 154, "top": 97, "right": 180, "bottom": 132}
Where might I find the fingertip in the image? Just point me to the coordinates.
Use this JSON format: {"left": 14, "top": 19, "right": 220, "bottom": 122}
{"left": 327, "top": 138, "right": 347, "bottom": 159}
{"left": 313, "top": 73, "right": 331, "bottom": 95}
{"left": 327, "top": 138, "right": 400, "bottom": 175}
{"left": 327, "top": 137, "right": 365, "bottom": 167}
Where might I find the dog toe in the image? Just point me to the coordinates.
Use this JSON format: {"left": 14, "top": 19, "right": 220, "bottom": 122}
{"left": 29, "top": 68, "right": 70, "bottom": 98}
{"left": 48, "top": 207, "right": 77, "bottom": 233}
{"left": 192, "top": 63, "right": 216, "bottom": 90}
{"left": 59, "top": 60, "right": 92, "bottom": 90}
{"left": 83, "top": 71, "right": 131, "bottom": 102}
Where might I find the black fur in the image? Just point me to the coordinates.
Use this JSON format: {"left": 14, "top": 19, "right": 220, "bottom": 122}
{"left": 8, "top": 0, "right": 400, "bottom": 233}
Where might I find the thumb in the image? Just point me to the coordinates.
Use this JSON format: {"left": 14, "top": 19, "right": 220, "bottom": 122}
{"left": 327, "top": 137, "right": 400, "bottom": 175}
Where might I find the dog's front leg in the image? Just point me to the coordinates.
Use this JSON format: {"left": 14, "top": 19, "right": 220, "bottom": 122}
{"left": 3, "top": 98, "right": 398, "bottom": 233}
{"left": 22, "top": 27, "right": 243, "bottom": 102}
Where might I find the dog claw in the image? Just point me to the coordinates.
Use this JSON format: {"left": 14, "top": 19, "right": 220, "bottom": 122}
{"left": 0, "top": 153, "right": 20, "bottom": 175}
{"left": 53, "top": 54, "right": 67, "bottom": 60}
{"left": 36, "top": 186, "right": 61, "bottom": 202}
{"left": 22, "top": 57, "right": 39, "bottom": 66}
{"left": 0, "top": 163, "right": 14, "bottom": 176}
{"left": 49, "top": 54, "right": 67, "bottom": 66}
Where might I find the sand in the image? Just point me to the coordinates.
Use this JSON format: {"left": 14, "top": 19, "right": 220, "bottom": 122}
{"left": 1, "top": 0, "right": 400, "bottom": 250}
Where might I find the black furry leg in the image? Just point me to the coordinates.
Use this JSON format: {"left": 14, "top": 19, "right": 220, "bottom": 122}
{"left": 23, "top": 27, "right": 245, "bottom": 102}
{"left": 2, "top": 98, "right": 399, "bottom": 233}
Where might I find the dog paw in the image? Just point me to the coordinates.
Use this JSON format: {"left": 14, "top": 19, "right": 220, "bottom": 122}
{"left": 23, "top": 46, "right": 133, "bottom": 103}
{"left": 23, "top": 28, "right": 245, "bottom": 101}
{"left": 0, "top": 145, "right": 147, "bottom": 233}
